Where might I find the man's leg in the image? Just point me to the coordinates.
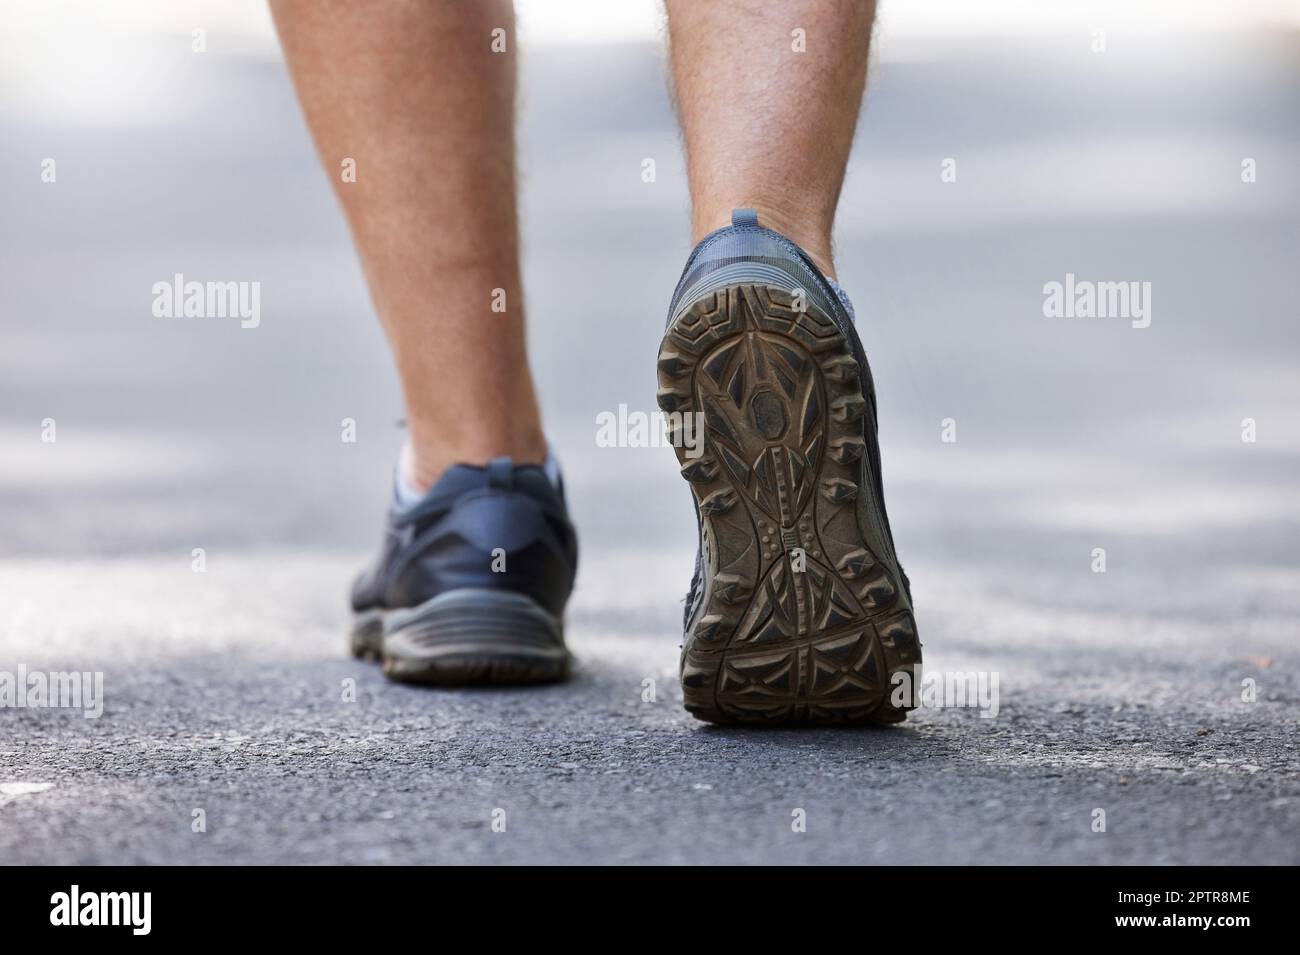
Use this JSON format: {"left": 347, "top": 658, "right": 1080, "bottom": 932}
{"left": 664, "top": 0, "right": 875, "bottom": 279}
{"left": 272, "top": 2, "right": 576, "bottom": 686}
{"left": 270, "top": 0, "right": 546, "bottom": 490}
{"left": 658, "top": 0, "right": 920, "bottom": 725}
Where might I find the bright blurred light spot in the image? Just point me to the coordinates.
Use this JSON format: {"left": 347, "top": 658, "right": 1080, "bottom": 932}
{"left": 0, "top": 0, "right": 1294, "bottom": 123}
{"left": 517, "top": 0, "right": 661, "bottom": 45}
{"left": 877, "top": 0, "right": 1300, "bottom": 37}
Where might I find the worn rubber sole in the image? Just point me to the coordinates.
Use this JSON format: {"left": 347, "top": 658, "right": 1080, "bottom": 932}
{"left": 658, "top": 283, "right": 921, "bottom": 725}
{"left": 350, "top": 589, "right": 568, "bottom": 686}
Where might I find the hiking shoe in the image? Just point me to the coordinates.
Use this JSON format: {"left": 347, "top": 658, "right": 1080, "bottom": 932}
{"left": 657, "top": 209, "right": 921, "bottom": 724}
{"left": 350, "top": 456, "right": 578, "bottom": 685}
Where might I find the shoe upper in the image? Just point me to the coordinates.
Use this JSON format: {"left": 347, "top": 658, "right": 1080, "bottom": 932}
{"left": 351, "top": 456, "right": 578, "bottom": 620}
{"left": 666, "top": 209, "right": 911, "bottom": 631}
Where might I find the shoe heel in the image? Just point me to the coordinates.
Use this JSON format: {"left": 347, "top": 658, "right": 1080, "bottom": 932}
{"left": 381, "top": 588, "right": 568, "bottom": 686}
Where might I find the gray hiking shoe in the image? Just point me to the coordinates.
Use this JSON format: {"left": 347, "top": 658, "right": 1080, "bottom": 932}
{"left": 657, "top": 209, "right": 921, "bottom": 724}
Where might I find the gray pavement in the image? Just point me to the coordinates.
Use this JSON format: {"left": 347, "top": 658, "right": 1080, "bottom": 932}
{"left": 1, "top": 28, "right": 1298, "bottom": 864}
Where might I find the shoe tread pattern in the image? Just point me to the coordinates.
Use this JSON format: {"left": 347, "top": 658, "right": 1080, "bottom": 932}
{"left": 659, "top": 284, "right": 921, "bottom": 725}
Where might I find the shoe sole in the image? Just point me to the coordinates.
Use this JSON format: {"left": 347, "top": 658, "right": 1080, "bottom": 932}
{"left": 350, "top": 588, "right": 568, "bottom": 686}
{"left": 658, "top": 283, "right": 921, "bottom": 725}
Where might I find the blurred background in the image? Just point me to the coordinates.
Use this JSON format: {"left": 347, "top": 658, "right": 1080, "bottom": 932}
{"left": 3, "top": 0, "right": 1298, "bottom": 565}
{"left": 3, "top": 0, "right": 1298, "bottom": 571}
{"left": 1, "top": 1, "right": 1297, "bottom": 864}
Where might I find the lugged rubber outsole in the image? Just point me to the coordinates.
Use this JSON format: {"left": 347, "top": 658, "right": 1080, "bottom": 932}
{"left": 659, "top": 283, "right": 921, "bottom": 725}
{"left": 350, "top": 589, "right": 568, "bottom": 687}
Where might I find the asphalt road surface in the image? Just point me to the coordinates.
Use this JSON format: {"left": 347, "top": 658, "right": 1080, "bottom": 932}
{"left": 1, "top": 29, "right": 1298, "bottom": 864}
